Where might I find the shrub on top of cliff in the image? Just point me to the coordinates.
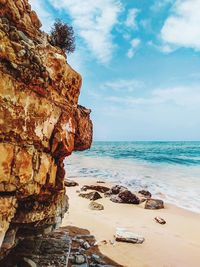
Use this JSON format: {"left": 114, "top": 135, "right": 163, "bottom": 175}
{"left": 50, "top": 19, "right": 75, "bottom": 54}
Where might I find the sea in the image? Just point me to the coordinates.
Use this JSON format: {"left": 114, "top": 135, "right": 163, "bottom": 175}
{"left": 64, "top": 141, "right": 200, "bottom": 213}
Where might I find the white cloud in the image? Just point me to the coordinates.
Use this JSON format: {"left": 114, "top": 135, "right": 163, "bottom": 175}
{"left": 49, "top": 0, "right": 123, "bottom": 64}
{"left": 152, "top": 86, "right": 200, "bottom": 106}
{"left": 106, "top": 86, "right": 200, "bottom": 107}
{"left": 151, "top": 0, "right": 173, "bottom": 12}
{"left": 147, "top": 40, "right": 174, "bottom": 53}
{"left": 127, "top": 38, "right": 141, "bottom": 58}
{"left": 29, "top": 0, "right": 54, "bottom": 32}
{"left": 131, "top": 39, "right": 141, "bottom": 47}
{"left": 127, "top": 49, "right": 135, "bottom": 59}
{"left": 161, "top": 0, "right": 200, "bottom": 51}
{"left": 125, "top": 8, "right": 139, "bottom": 29}
{"left": 101, "top": 79, "right": 144, "bottom": 92}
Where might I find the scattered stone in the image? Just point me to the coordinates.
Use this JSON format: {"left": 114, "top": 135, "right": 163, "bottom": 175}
{"left": 78, "top": 248, "right": 86, "bottom": 254}
{"left": 91, "top": 253, "right": 101, "bottom": 262}
{"left": 115, "top": 228, "right": 145, "bottom": 244}
{"left": 89, "top": 201, "right": 104, "bottom": 211}
{"left": 74, "top": 238, "right": 84, "bottom": 244}
{"left": 70, "top": 254, "right": 86, "bottom": 264}
{"left": 61, "top": 226, "right": 121, "bottom": 267}
{"left": 81, "top": 241, "right": 90, "bottom": 250}
{"left": 91, "top": 253, "right": 106, "bottom": 264}
{"left": 138, "top": 190, "right": 152, "bottom": 198}
{"left": 64, "top": 179, "right": 79, "bottom": 187}
{"left": 81, "top": 185, "right": 110, "bottom": 193}
{"left": 79, "top": 191, "right": 102, "bottom": 201}
{"left": 110, "top": 190, "right": 140, "bottom": 204}
{"left": 145, "top": 199, "right": 164, "bottom": 210}
{"left": 154, "top": 216, "right": 166, "bottom": 225}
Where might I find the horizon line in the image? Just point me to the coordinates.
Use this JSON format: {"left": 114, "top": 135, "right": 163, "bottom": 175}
{"left": 92, "top": 140, "right": 200, "bottom": 142}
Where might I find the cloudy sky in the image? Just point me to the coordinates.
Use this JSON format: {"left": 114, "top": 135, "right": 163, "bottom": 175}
{"left": 30, "top": 0, "right": 200, "bottom": 141}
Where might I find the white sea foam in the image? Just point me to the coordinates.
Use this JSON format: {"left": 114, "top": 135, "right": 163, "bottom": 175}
{"left": 64, "top": 154, "right": 200, "bottom": 213}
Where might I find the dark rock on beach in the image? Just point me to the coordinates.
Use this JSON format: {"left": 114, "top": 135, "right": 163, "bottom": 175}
{"left": 110, "top": 185, "right": 128, "bottom": 195}
{"left": 81, "top": 185, "right": 110, "bottom": 193}
{"left": 110, "top": 190, "right": 140, "bottom": 204}
{"left": 79, "top": 191, "right": 102, "bottom": 201}
{"left": 138, "top": 190, "right": 152, "bottom": 198}
{"left": 145, "top": 199, "right": 164, "bottom": 210}
{"left": 89, "top": 201, "right": 104, "bottom": 211}
{"left": 154, "top": 217, "right": 166, "bottom": 224}
{"left": 65, "top": 179, "right": 79, "bottom": 187}
{"left": 70, "top": 254, "right": 86, "bottom": 264}
{"left": 115, "top": 228, "right": 145, "bottom": 244}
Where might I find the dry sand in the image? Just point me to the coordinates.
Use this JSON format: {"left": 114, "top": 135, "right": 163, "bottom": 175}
{"left": 62, "top": 178, "right": 200, "bottom": 267}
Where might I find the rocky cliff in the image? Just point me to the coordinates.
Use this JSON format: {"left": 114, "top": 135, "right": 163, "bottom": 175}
{"left": 0, "top": 0, "right": 92, "bottom": 263}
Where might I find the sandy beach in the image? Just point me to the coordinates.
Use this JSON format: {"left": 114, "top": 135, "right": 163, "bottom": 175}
{"left": 62, "top": 178, "right": 200, "bottom": 267}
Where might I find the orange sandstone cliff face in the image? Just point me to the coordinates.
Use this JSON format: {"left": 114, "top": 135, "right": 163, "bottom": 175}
{"left": 0, "top": 0, "right": 92, "bottom": 259}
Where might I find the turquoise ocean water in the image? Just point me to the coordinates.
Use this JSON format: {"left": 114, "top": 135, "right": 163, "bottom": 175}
{"left": 65, "top": 141, "right": 200, "bottom": 213}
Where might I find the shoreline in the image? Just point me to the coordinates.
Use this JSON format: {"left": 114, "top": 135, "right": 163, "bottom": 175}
{"left": 66, "top": 149, "right": 200, "bottom": 215}
{"left": 62, "top": 177, "right": 200, "bottom": 267}
{"left": 67, "top": 175, "right": 200, "bottom": 215}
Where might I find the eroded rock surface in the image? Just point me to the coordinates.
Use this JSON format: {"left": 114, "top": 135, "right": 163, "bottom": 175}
{"left": 0, "top": 0, "right": 92, "bottom": 262}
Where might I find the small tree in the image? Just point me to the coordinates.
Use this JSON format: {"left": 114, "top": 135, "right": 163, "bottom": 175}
{"left": 50, "top": 19, "right": 75, "bottom": 54}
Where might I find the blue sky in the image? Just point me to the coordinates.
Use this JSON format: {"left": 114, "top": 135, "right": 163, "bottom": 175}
{"left": 30, "top": 0, "right": 200, "bottom": 141}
